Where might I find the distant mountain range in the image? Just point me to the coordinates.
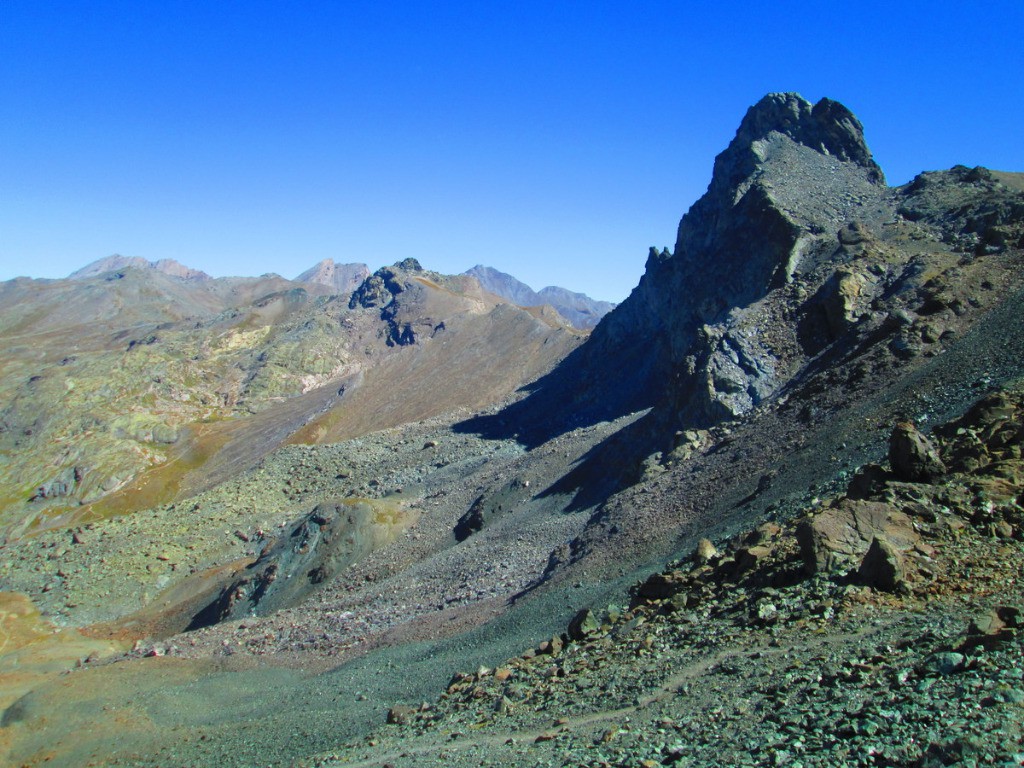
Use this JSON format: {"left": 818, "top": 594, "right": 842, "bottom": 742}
{"left": 61, "top": 256, "right": 611, "bottom": 330}
{"left": 464, "top": 264, "right": 615, "bottom": 329}
{"left": 69, "top": 254, "right": 211, "bottom": 281}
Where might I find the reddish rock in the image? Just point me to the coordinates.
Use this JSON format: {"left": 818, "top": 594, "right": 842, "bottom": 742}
{"left": 857, "top": 536, "right": 907, "bottom": 591}
{"left": 888, "top": 421, "right": 946, "bottom": 482}
{"left": 735, "top": 545, "right": 773, "bottom": 574}
{"left": 796, "top": 499, "right": 919, "bottom": 575}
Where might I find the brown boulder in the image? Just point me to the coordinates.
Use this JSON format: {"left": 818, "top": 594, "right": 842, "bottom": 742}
{"left": 796, "top": 499, "right": 919, "bottom": 575}
{"left": 735, "top": 545, "right": 773, "bottom": 574}
{"left": 888, "top": 421, "right": 946, "bottom": 482}
{"left": 386, "top": 705, "right": 416, "bottom": 725}
{"left": 636, "top": 570, "right": 685, "bottom": 600}
{"left": 693, "top": 538, "right": 719, "bottom": 565}
{"left": 857, "top": 536, "right": 907, "bottom": 591}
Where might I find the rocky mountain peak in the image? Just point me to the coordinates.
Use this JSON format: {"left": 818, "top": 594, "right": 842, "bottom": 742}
{"left": 712, "top": 93, "right": 884, "bottom": 194}
{"left": 492, "top": 93, "right": 1020, "bottom": 445}
{"left": 569, "top": 94, "right": 893, "bottom": 428}
{"left": 294, "top": 259, "right": 370, "bottom": 294}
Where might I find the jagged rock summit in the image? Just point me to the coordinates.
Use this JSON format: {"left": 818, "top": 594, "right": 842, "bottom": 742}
{"left": 520, "top": 94, "right": 893, "bottom": 432}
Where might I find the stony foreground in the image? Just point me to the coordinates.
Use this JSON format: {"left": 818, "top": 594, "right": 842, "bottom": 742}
{"left": 306, "top": 389, "right": 1024, "bottom": 767}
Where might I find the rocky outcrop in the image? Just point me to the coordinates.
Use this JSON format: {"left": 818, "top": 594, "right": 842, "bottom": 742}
{"left": 188, "top": 499, "right": 413, "bottom": 629}
{"left": 29, "top": 466, "right": 84, "bottom": 501}
{"left": 796, "top": 499, "right": 919, "bottom": 576}
{"left": 579, "top": 93, "right": 889, "bottom": 427}
{"left": 350, "top": 264, "right": 411, "bottom": 310}
{"left": 349, "top": 260, "right": 428, "bottom": 346}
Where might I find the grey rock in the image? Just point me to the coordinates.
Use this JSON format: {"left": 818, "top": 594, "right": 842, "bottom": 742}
{"left": 567, "top": 608, "right": 600, "bottom": 640}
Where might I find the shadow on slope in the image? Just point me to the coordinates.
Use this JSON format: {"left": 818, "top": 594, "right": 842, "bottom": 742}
{"left": 451, "top": 318, "right": 666, "bottom": 450}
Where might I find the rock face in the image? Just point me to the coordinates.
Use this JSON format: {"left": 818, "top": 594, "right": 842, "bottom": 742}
{"left": 465, "top": 265, "right": 615, "bottom": 330}
{"left": 350, "top": 259, "right": 439, "bottom": 346}
{"left": 188, "top": 499, "right": 414, "bottom": 629}
{"left": 580, "top": 93, "right": 888, "bottom": 426}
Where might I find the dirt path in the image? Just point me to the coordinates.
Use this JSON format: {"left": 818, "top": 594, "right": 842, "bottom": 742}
{"left": 309, "top": 622, "right": 887, "bottom": 767}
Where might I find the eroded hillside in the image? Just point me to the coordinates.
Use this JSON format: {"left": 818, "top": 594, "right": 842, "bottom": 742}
{"left": 0, "top": 259, "right": 581, "bottom": 539}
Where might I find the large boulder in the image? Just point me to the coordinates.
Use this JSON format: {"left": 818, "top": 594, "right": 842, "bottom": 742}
{"left": 796, "top": 499, "right": 919, "bottom": 575}
{"left": 857, "top": 535, "right": 908, "bottom": 592}
{"left": 888, "top": 421, "right": 946, "bottom": 482}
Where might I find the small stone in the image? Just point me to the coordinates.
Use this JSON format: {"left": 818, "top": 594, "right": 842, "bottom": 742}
{"left": 693, "top": 538, "right": 719, "bottom": 565}
{"left": 538, "top": 636, "right": 563, "bottom": 656}
{"left": 568, "top": 608, "right": 600, "bottom": 640}
{"left": 386, "top": 705, "right": 416, "bottom": 725}
{"left": 756, "top": 601, "right": 779, "bottom": 621}
{"left": 926, "top": 652, "right": 965, "bottom": 676}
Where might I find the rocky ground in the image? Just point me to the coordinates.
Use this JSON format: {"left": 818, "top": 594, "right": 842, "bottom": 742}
{"left": 305, "top": 389, "right": 1024, "bottom": 768}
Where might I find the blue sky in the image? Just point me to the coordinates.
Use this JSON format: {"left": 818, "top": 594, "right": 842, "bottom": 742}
{"left": 2, "top": 2, "right": 1022, "bottom": 302}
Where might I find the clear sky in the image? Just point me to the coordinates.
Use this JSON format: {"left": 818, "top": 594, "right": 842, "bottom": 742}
{"left": 2, "top": 2, "right": 1022, "bottom": 302}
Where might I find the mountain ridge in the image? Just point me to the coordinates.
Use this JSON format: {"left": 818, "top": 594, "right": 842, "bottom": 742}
{"left": 69, "top": 254, "right": 212, "bottom": 281}
{"left": 465, "top": 264, "right": 616, "bottom": 329}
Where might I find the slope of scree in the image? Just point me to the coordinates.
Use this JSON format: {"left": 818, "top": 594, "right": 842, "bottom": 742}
{"left": 318, "top": 388, "right": 1024, "bottom": 768}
